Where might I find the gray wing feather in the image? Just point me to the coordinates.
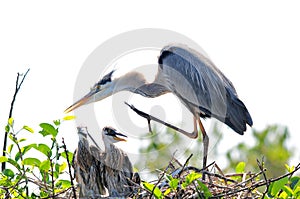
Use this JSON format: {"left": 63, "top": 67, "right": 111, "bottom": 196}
{"left": 158, "top": 44, "right": 252, "bottom": 134}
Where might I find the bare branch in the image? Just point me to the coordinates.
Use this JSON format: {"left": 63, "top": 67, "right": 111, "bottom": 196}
{"left": 62, "top": 138, "right": 77, "bottom": 199}
{"left": 2, "top": 68, "right": 30, "bottom": 171}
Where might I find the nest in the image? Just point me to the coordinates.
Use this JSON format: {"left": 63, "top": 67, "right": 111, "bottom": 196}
{"left": 130, "top": 155, "right": 300, "bottom": 199}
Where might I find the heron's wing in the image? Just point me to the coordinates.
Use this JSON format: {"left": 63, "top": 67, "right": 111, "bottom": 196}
{"left": 158, "top": 44, "right": 252, "bottom": 134}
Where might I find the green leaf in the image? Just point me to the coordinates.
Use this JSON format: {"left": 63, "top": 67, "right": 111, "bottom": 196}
{"left": 3, "top": 169, "right": 14, "bottom": 178}
{"left": 15, "top": 144, "right": 37, "bottom": 161}
{"left": 235, "top": 162, "right": 246, "bottom": 173}
{"left": 8, "top": 133, "right": 17, "bottom": 143}
{"left": 39, "top": 123, "right": 58, "bottom": 137}
{"left": 61, "top": 151, "right": 74, "bottom": 163}
{"left": 7, "top": 144, "right": 14, "bottom": 154}
{"left": 270, "top": 176, "right": 289, "bottom": 196}
{"left": 169, "top": 178, "right": 179, "bottom": 190}
{"left": 23, "top": 125, "right": 34, "bottom": 133}
{"left": 143, "top": 181, "right": 163, "bottom": 199}
{"left": 59, "top": 162, "right": 67, "bottom": 173}
{"left": 182, "top": 172, "right": 202, "bottom": 188}
{"left": 5, "top": 125, "right": 10, "bottom": 132}
{"left": 0, "top": 156, "right": 8, "bottom": 163}
{"left": 40, "top": 160, "right": 51, "bottom": 171}
{"left": 18, "top": 138, "right": 27, "bottom": 142}
{"left": 285, "top": 164, "right": 295, "bottom": 173}
{"left": 8, "top": 118, "right": 14, "bottom": 126}
{"left": 53, "top": 119, "right": 61, "bottom": 126}
{"left": 23, "top": 158, "right": 41, "bottom": 167}
{"left": 281, "top": 185, "right": 293, "bottom": 196}
{"left": 53, "top": 171, "right": 59, "bottom": 179}
{"left": 163, "top": 188, "right": 171, "bottom": 196}
{"left": 291, "top": 176, "right": 300, "bottom": 190}
{"left": 197, "top": 180, "right": 212, "bottom": 198}
{"left": 294, "top": 186, "right": 300, "bottom": 197}
{"left": 56, "top": 179, "right": 71, "bottom": 189}
{"left": 35, "top": 144, "right": 52, "bottom": 157}
{"left": 63, "top": 115, "right": 76, "bottom": 121}
{"left": 7, "top": 158, "right": 21, "bottom": 170}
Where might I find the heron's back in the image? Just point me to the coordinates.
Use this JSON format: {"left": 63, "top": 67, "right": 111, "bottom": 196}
{"left": 158, "top": 44, "right": 253, "bottom": 134}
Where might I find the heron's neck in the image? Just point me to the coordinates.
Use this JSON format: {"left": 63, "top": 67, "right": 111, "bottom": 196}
{"left": 135, "top": 83, "right": 170, "bottom": 97}
{"left": 114, "top": 72, "right": 170, "bottom": 98}
{"left": 103, "top": 137, "right": 113, "bottom": 152}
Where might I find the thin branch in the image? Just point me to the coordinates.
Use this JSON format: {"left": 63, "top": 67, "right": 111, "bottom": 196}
{"left": 2, "top": 68, "right": 30, "bottom": 171}
{"left": 257, "top": 158, "right": 269, "bottom": 198}
{"left": 62, "top": 138, "right": 77, "bottom": 199}
{"left": 150, "top": 154, "right": 176, "bottom": 199}
{"left": 213, "top": 163, "right": 300, "bottom": 198}
{"left": 10, "top": 132, "right": 29, "bottom": 196}
{"left": 50, "top": 156, "right": 55, "bottom": 198}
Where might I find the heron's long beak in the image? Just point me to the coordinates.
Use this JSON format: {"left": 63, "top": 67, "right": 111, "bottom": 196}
{"left": 64, "top": 91, "right": 96, "bottom": 114}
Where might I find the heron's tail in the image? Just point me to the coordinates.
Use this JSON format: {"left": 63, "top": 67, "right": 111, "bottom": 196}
{"left": 223, "top": 94, "right": 253, "bottom": 135}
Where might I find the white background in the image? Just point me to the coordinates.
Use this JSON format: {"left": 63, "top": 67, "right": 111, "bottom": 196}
{"left": 1, "top": 1, "right": 299, "bottom": 169}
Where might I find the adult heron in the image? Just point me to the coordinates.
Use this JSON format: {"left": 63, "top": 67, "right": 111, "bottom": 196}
{"left": 65, "top": 44, "right": 253, "bottom": 168}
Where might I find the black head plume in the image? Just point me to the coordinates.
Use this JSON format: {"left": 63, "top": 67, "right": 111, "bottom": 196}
{"left": 98, "top": 70, "right": 115, "bottom": 86}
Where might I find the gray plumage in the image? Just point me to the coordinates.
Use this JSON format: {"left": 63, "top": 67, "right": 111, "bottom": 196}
{"left": 73, "top": 127, "right": 138, "bottom": 198}
{"left": 157, "top": 44, "right": 253, "bottom": 134}
{"left": 73, "top": 127, "right": 106, "bottom": 198}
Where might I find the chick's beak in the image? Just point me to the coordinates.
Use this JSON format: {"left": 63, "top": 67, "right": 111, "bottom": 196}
{"left": 113, "top": 136, "right": 127, "bottom": 142}
{"left": 113, "top": 132, "right": 128, "bottom": 142}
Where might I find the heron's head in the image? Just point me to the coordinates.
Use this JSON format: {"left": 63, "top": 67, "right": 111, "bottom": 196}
{"left": 102, "top": 126, "right": 127, "bottom": 143}
{"left": 64, "top": 70, "right": 116, "bottom": 113}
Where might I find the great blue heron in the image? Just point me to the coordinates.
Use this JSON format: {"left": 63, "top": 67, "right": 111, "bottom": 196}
{"left": 73, "top": 126, "right": 138, "bottom": 197}
{"left": 66, "top": 44, "right": 253, "bottom": 168}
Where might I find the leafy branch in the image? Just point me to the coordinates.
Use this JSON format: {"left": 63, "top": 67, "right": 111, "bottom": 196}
{"left": 0, "top": 117, "right": 76, "bottom": 198}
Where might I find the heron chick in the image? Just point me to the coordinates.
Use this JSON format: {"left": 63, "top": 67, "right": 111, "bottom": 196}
{"left": 73, "top": 127, "right": 107, "bottom": 197}
{"left": 101, "top": 126, "right": 138, "bottom": 197}
{"left": 73, "top": 127, "right": 138, "bottom": 198}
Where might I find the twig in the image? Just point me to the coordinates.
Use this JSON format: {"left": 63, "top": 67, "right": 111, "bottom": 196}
{"left": 3, "top": 171, "right": 27, "bottom": 198}
{"left": 62, "top": 138, "right": 77, "bottom": 199}
{"left": 11, "top": 132, "right": 29, "bottom": 196}
{"left": 50, "top": 156, "right": 55, "bottom": 198}
{"left": 85, "top": 127, "right": 101, "bottom": 149}
{"left": 213, "top": 163, "right": 300, "bottom": 198}
{"left": 257, "top": 158, "right": 269, "bottom": 198}
{"left": 150, "top": 154, "right": 176, "bottom": 198}
{"left": 2, "top": 68, "right": 30, "bottom": 172}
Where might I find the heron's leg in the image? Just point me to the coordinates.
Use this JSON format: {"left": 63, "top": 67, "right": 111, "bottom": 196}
{"left": 197, "top": 118, "right": 209, "bottom": 179}
{"left": 125, "top": 102, "right": 198, "bottom": 138}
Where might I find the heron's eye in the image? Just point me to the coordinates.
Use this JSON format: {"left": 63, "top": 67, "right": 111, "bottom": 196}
{"left": 91, "top": 84, "right": 101, "bottom": 92}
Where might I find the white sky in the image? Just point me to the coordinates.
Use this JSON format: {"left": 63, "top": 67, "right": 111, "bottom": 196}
{"left": 1, "top": 1, "right": 300, "bottom": 170}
